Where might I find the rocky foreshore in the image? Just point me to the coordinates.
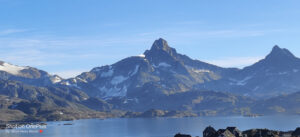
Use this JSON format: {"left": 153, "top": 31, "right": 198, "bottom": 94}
{"left": 175, "top": 126, "right": 300, "bottom": 137}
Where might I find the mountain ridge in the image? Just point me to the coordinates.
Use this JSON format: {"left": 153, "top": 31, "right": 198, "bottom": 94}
{"left": 1, "top": 38, "right": 300, "bottom": 114}
{"left": 58, "top": 38, "right": 300, "bottom": 100}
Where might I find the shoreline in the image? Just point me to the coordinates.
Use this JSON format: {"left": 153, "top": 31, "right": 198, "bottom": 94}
{"left": 1, "top": 114, "right": 300, "bottom": 130}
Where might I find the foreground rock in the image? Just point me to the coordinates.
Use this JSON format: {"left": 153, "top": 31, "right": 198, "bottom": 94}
{"left": 174, "top": 133, "right": 192, "bottom": 137}
{"left": 174, "top": 126, "right": 300, "bottom": 137}
{"left": 203, "top": 126, "right": 300, "bottom": 137}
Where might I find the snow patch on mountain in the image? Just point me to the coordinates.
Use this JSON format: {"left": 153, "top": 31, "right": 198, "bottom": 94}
{"left": 111, "top": 75, "right": 128, "bottom": 85}
{"left": 278, "top": 72, "right": 288, "bottom": 75}
{"left": 153, "top": 62, "right": 171, "bottom": 68}
{"left": 191, "top": 69, "right": 211, "bottom": 73}
{"left": 76, "top": 77, "right": 87, "bottom": 83}
{"left": 71, "top": 78, "right": 77, "bottom": 83}
{"left": 63, "top": 81, "right": 70, "bottom": 86}
{"left": 101, "top": 67, "right": 114, "bottom": 77}
{"left": 137, "top": 54, "right": 145, "bottom": 58}
{"left": 293, "top": 69, "right": 299, "bottom": 72}
{"left": 0, "top": 62, "right": 28, "bottom": 75}
{"left": 253, "top": 86, "right": 260, "bottom": 91}
{"left": 100, "top": 85, "right": 128, "bottom": 97}
{"left": 63, "top": 80, "right": 80, "bottom": 89}
{"left": 185, "top": 65, "right": 211, "bottom": 73}
{"left": 130, "top": 65, "right": 139, "bottom": 76}
{"left": 51, "top": 76, "right": 62, "bottom": 83}
{"left": 123, "top": 98, "right": 139, "bottom": 104}
{"left": 236, "top": 76, "right": 253, "bottom": 86}
{"left": 229, "top": 76, "right": 253, "bottom": 86}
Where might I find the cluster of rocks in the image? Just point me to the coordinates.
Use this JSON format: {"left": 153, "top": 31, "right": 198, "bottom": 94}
{"left": 174, "top": 126, "right": 300, "bottom": 137}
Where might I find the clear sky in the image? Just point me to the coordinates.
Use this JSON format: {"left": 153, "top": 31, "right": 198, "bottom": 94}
{"left": 1, "top": 0, "right": 300, "bottom": 78}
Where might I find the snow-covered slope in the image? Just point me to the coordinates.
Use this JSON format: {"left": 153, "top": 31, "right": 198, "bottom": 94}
{"left": 0, "top": 61, "right": 63, "bottom": 86}
{"left": 0, "top": 62, "right": 28, "bottom": 75}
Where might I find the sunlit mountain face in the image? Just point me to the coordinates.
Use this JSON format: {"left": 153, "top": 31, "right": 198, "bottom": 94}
{"left": 1, "top": 38, "right": 300, "bottom": 120}
{"left": 57, "top": 39, "right": 300, "bottom": 101}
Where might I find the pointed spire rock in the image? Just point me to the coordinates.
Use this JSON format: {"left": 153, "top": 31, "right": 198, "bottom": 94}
{"left": 143, "top": 38, "right": 181, "bottom": 65}
{"left": 272, "top": 45, "right": 280, "bottom": 50}
{"left": 144, "top": 38, "right": 177, "bottom": 57}
{"left": 150, "top": 38, "right": 171, "bottom": 52}
{"left": 266, "top": 45, "right": 295, "bottom": 60}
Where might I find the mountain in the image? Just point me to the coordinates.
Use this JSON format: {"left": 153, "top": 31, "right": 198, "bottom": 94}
{"left": 199, "top": 45, "right": 300, "bottom": 98}
{"left": 0, "top": 61, "right": 63, "bottom": 86}
{"left": 56, "top": 38, "right": 300, "bottom": 112}
{"left": 0, "top": 61, "right": 119, "bottom": 122}
{"left": 251, "top": 91, "right": 300, "bottom": 114}
{"left": 60, "top": 38, "right": 236, "bottom": 100}
{"left": 0, "top": 79, "right": 114, "bottom": 122}
{"left": 238, "top": 45, "right": 300, "bottom": 96}
{"left": 1, "top": 38, "right": 300, "bottom": 120}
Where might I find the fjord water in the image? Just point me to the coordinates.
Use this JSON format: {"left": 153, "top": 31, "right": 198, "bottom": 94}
{"left": 1, "top": 116, "right": 299, "bottom": 137}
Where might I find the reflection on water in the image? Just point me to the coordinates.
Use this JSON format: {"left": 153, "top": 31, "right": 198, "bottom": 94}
{"left": 0, "top": 115, "right": 299, "bottom": 137}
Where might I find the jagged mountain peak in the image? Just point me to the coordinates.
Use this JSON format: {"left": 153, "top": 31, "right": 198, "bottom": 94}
{"left": 266, "top": 45, "right": 296, "bottom": 60}
{"left": 144, "top": 38, "right": 177, "bottom": 57}
{"left": 150, "top": 38, "right": 171, "bottom": 52}
{"left": 243, "top": 45, "right": 300, "bottom": 71}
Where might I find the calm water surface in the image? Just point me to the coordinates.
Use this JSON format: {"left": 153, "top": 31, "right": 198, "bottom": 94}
{"left": 1, "top": 115, "right": 300, "bottom": 137}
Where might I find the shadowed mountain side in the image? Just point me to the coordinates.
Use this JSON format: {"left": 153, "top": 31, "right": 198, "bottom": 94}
{"left": 0, "top": 80, "right": 115, "bottom": 122}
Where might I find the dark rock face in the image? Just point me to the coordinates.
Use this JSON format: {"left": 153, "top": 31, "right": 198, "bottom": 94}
{"left": 174, "top": 133, "right": 192, "bottom": 137}
{"left": 226, "top": 127, "right": 243, "bottom": 137}
{"left": 292, "top": 128, "right": 300, "bottom": 137}
{"left": 243, "top": 129, "right": 281, "bottom": 137}
{"left": 203, "top": 126, "right": 300, "bottom": 137}
{"left": 203, "top": 126, "right": 238, "bottom": 137}
{"left": 203, "top": 126, "right": 217, "bottom": 137}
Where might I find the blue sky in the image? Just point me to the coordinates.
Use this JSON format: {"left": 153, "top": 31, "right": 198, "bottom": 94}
{"left": 1, "top": 0, "right": 300, "bottom": 78}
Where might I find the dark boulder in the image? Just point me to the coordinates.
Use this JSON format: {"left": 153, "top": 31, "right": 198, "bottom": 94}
{"left": 292, "top": 127, "right": 300, "bottom": 137}
{"left": 174, "top": 133, "right": 192, "bottom": 137}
